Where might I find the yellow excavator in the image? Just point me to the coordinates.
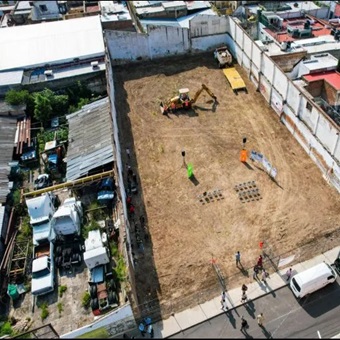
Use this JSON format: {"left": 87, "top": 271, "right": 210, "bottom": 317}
{"left": 160, "top": 84, "right": 217, "bottom": 115}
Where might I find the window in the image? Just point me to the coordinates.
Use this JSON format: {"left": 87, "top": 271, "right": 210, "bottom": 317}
{"left": 306, "top": 102, "right": 312, "bottom": 111}
{"left": 292, "top": 278, "right": 301, "bottom": 292}
{"left": 39, "top": 4, "right": 48, "bottom": 12}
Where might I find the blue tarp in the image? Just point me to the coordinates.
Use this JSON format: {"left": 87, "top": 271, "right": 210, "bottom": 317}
{"left": 97, "top": 190, "right": 114, "bottom": 201}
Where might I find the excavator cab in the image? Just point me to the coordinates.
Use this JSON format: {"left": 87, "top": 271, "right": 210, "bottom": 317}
{"left": 179, "top": 88, "right": 189, "bottom": 101}
{"left": 178, "top": 88, "right": 191, "bottom": 109}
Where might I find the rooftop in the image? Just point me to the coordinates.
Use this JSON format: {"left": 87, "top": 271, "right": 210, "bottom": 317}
{"left": 66, "top": 97, "right": 115, "bottom": 181}
{"left": 21, "top": 61, "right": 106, "bottom": 86}
{"left": 284, "top": 1, "right": 320, "bottom": 12}
{"left": 262, "top": 16, "right": 331, "bottom": 43}
{"left": 134, "top": 0, "right": 210, "bottom": 15}
{"left": 133, "top": 1, "right": 164, "bottom": 8}
{"left": 141, "top": 8, "right": 216, "bottom": 29}
{"left": 0, "top": 15, "right": 104, "bottom": 72}
{"left": 303, "top": 71, "right": 340, "bottom": 91}
{"left": 0, "top": 70, "right": 23, "bottom": 86}
{"left": 301, "top": 53, "right": 338, "bottom": 73}
{"left": 0, "top": 115, "right": 17, "bottom": 203}
{"left": 99, "top": 0, "right": 131, "bottom": 22}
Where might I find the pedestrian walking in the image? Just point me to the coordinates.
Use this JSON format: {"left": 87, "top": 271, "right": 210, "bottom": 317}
{"left": 140, "top": 215, "right": 145, "bottom": 226}
{"left": 253, "top": 265, "right": 259, "bottom": 280}
{"left": 126, "top": 147, "right": 131, "bottom": 159}
{"left": 129, "top": 204, "right": 135, "bottom": 217}
{"left": 286, "top": 268, "right": 292, "bottom": 281}
{"left": 257, "top": 255, "right": 263, "bottom": 269}
{"left": 220, "top": 291, "right": 226, "bottom": 309}
{"left": 257, "top": 313, "right": 264, "bottom": 327}
{"left": 147, "top": 324, "right": 154, "bottom": 338}
{"left": 262, "top": 269, "right": 268, "bottom": 284}
{"left": 127, "top": 168, "right": 133, "bottom": 178}
{"left": 139, "top": 322, "right": 146, "bottom": 337}
{"left": 240, "top": 316, "right": 248, "bottom": 332}
{"left": 235, "top": 251, "right": 241, "bottom": 267}
{"left": 221, "top": 297, "right": 228, "bottom": 311}
{"left": 241, "top": 291, "right": 247, "bottom": 303}
{"left": 241, "top": 284, "right": 248, "bottom": 293}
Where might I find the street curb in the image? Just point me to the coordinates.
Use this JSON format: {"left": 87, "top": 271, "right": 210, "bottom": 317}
{"left": 164, "top": 284, "right": 289, "bottom": 338}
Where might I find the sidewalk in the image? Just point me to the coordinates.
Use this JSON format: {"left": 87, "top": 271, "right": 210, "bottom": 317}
{"left": 124, "top": 246, "right": 340, "bottom": 339}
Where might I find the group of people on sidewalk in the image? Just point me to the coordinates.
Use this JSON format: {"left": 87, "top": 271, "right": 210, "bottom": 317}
{"left": 235, "top": 251, "right": 270, "bottom": 284}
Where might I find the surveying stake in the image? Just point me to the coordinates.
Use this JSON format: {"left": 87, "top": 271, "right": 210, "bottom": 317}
{"left": 240, "top": 137, "right": 247, "bottom": 162}
{"left": 240, "top": 149, "right": 247, "bottom": 162}
{"left": 181, "top": 150, "right": 186, "bottom": 168}
{"left": 242, "top": 137, "right": 247, "bottom": 149}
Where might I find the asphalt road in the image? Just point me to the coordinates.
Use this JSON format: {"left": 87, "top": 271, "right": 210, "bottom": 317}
{"left": 169, "top": 278, "right": 340, "bottom": 339}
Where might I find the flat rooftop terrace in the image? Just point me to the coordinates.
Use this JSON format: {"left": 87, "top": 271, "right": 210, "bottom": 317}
{"left": 264, "top": 17, "right": 332, "bottom": 43}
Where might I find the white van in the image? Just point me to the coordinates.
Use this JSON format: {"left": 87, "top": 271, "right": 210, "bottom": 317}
{"left": 290, "top": 262, "right": 337, "bottom": 299}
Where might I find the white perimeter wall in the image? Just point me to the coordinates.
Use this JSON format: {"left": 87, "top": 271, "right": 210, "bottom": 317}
{"left": 226, "top": 16, "right": 340, "bottom": 192}
{"left": 106, "top": 15, "right": 230, "bottom": 62}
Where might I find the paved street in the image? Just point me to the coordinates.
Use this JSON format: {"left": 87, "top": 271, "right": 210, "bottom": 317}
{"left": 170, "top": 279, "right": 340, "bottom": 339}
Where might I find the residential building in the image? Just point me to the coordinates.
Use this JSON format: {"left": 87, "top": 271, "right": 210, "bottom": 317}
{"left": 133, "top": 0, "right": 211, "bottom": 19}
{"left": 0, "top": 15, "right": 106, "bottom": 94}
{"left": 99, "top": 1, "right": 134, "bottom": 30}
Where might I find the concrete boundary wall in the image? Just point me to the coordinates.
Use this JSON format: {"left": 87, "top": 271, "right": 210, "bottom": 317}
{"left": 106, "top": 16, "right": 229, "bottom": 63}
{"left": 227, "top": 16, "right": 340, "bottom": 193}
{"left": 60, "top": 304, "right": 135, "bottom": 338}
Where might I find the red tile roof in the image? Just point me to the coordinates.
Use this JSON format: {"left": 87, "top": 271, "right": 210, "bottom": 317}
{"left": 303, "top": 71, "right": 340, "bottom": 91}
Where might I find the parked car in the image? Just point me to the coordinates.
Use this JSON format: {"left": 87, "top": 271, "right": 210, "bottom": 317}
{"left": 290, "top": 262, "right": 337, "bottom": 299}
{"left": 34, "top": 174, "right": 52, "bottom": 190}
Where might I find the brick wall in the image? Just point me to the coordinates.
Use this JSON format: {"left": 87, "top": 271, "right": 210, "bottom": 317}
{"left": 271, "top": 51, "right": 307, "bottom": 72}
{"left": 322, "top": 81, "right": 337, "bottom": 106}
{"left": 305, "top": 79, "right": 324, "bottom": 98}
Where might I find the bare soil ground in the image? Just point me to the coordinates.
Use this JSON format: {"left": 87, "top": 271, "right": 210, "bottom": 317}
{"left": 114, "top": 53, "right": 340, "bottom": 314}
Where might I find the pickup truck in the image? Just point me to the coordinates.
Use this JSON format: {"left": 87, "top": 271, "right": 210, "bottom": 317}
{"left": 214, "top": 46, "right": 233, "bottom": 68}
{"left": 31, "top": 242, "right": 55, "bottom": 296}
{"left": 26, "top": 193, "right": 57, "bottom": 246}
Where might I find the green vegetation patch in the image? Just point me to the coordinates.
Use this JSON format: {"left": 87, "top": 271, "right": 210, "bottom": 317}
{"left": 76, "top": 327, "right": 109, "bottom": 339}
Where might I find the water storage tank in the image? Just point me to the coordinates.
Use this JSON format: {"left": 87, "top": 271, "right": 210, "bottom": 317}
{"left": 281, "top": 41, "right": 287, "bottom": 51}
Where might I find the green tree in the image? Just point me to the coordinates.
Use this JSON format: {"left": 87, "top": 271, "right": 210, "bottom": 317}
{"left": 34, "top": 93, "right": 52, "bottom": 123}
{"left": 5, "top": 89, "right": 30, "bottom": 106}
{"left": 52, "top": 94, "right": 69, "bottom": 116}
{"left": 66, "top": 81, "right": 91, "bottom": 106}
{"left": 39, "top": 89, "right": 69, "bottom": 116}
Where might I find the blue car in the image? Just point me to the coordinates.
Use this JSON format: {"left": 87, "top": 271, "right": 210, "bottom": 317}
{"left": 97, "top": 178, "right": 115, "bottom": 202}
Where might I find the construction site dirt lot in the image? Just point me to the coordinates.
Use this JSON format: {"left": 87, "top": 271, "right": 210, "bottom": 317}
{"left": 113, "top": 53, "right": 340, "bottom": 315}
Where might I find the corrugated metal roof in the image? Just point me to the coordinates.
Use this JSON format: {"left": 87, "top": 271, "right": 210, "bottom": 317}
{"left": 0, "top": 70, "right": 23, "bottom": 86}
{"left": 0, "top": 116, "right": 17, "bottom": 203}
{"left": 0, "top": 205, "right": 7, "bottom": 239}
{"left": 66, "top": 97, "right": 114, "bottom": 181}
{"left": 0, "top": 15, "right": 104, "bottom": 72}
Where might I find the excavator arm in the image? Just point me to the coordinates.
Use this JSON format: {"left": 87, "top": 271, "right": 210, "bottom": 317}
{"left": 191, "top": 84, "right": 217, "bottom": 104}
